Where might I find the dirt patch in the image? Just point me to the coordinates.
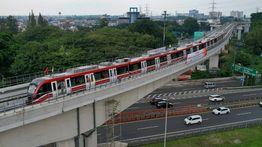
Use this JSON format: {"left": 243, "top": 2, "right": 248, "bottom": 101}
{"left": 232, "top": 138, "right": 242, "bottom": 144}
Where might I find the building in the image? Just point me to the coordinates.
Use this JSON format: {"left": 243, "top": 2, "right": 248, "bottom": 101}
{"left": 118, "top": 7, "right": 150, "bottom": 24}
{"left": 230, "top": 11, "right": 244, "bottom": 19}
{"left": 189, "top": 9, "right": 199, "bottom": 18}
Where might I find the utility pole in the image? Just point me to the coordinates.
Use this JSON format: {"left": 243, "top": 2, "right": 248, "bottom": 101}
{"left": 162, "top": 11, "right": 167, "bottom": 47}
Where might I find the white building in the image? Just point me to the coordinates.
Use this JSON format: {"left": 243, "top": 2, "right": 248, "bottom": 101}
{"left": 230, "top": 11, "right": 244, "bottom": 18}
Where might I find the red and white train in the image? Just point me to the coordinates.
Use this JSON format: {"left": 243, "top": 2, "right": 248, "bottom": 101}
{"left": 27, "top": 26, "right": 230, "bottom": 104}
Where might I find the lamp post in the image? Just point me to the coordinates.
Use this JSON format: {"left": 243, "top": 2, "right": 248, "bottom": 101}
{"left": 164, "top": 99, "right": 168, "bottom": 147}
{"left": 162, "top": 11, "right": 167, "bottom": 47}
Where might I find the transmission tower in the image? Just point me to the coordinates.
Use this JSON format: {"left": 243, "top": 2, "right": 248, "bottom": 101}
{"left": 211, "top": 0, "right": 216, "bottom": 12}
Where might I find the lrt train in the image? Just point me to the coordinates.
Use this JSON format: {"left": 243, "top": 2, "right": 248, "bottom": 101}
{"left": 27, "top": 27, "right": 229, "bottom": 105}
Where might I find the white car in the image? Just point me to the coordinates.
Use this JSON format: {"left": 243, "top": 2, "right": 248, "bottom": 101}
{"left": 259, "top": 101, "right": 262, "bottom": 107}
{"left": 212, "top": 107, "right": 230, "bottom": 115}
{"left": 184, "top": 115, "right": 202, "bottom": 125}
{"left": 209, "top": 94, "right": 224, "bottom": 102}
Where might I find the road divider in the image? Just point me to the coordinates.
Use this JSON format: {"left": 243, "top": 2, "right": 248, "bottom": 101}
{"left": 106, "top": 105, "right": 208, "bottom": 124}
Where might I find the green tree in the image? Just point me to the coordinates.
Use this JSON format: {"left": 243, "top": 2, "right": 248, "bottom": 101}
{"left": 28, "top": 10, "right": 36, "bottom": 28}
{"left": 99, "top": 18, "right": 109, "bottom": 28}
{"left": 0, "top": 33, "right": 16, "bottom": 76}
{"left": 0, "top": 16, "right": 18, "bottom": 34}
{"left": 128, "top": 20, "right": 162, "bottom": 39}
{"left": 182, "top": 18, "right": 199, "bottom": 35}
{"left": 37, "top": 13, "right": 48, "bottom": 26}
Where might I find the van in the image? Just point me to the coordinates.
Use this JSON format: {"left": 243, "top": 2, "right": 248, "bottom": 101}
{"left": 184, "top": 115, "right": 202, "bottom": 125}
{"left": 204, "top": 82, "right": 216, "bottom": 89}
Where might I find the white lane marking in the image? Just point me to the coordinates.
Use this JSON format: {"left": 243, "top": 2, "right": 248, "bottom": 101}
{"left": 243, "top": 93, "right": 257, "bottom": 97}
{"left": 202, "top": 118, "right": 209, "bottom": 121}
{"left": 127, "top": 107, "right": 139, "bottom": 110}
{"left": 137, "top": 126, "right": 159, "bottom": 130}
{"left": 236, "top": 112, "right": 252, "bottom": 116}
{"left": 158, "top": 94, "right": 162, "bottom": 97}
{"left": 168, "top": 93, "right": 172, "bottom": 96}
{"left": 174, "top": 92, "right": 177, "bottom": 95}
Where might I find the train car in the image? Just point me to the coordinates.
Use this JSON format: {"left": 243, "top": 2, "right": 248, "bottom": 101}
{"left": 27, "top": 28, "right": 227, "bottom": 104}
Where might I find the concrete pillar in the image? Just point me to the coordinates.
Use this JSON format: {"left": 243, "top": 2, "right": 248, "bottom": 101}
{"left": 210, "top": 26, "right": 214, "bottom": 31}
{"left": 84, "top": 130, "right": 97, "bottom": 147}
{"left": 244, "top": 24, "right": 250, "bottom": 33}
{"left": 56, "top": 138, "right": 75, "bottom": 147}
{"left": 237, "top": 26, "right": 243, "bottom": 40}
{"left": 209, "top": 54, "right": 219, "bottom": 69}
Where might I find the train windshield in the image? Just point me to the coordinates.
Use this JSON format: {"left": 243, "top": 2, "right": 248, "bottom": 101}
{"left": 28, "top": 84, "right": 37, "bottom": 94}
{"left": 27, "top": 78, "right": 45, "bottom": 94}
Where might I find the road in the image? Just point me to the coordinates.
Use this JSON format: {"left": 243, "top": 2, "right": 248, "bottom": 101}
{"left": 97, "top": 106, "right": 262, "bottom": 144}
{"left": 97, "top": 78, "right": 262, "bottom": 144}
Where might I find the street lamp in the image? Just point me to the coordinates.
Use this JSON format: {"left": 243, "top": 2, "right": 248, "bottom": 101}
{"left": 164, "top": 99, "right": 168, "bottom": 147}
{"left": 162, "top": 11, "right": 167, "bottom": 47}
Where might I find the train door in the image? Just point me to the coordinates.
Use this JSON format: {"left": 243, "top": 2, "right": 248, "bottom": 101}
{"left": 57, "top": 80, "right": 67, "bottom": 96}
{"left": 155, "top": 57, "right": 160, "bottom": 69}
{"left": 51, "top": 81, "right": 58, "bottom": 98}
{"left": 183, "top": 50, "right": 187, "bottom": 59}
{"left": 109, "top": 68, "right": 117, "bottom": 82}
{"left": 141, "top": 61, "right": 147, "bottom": 73}
{"left": 65, "top": 78, "right": 71, "bottom": 94}
{"left": 167, "top": 54, "right": 171, "bottom": 64}
{"left": 190, "top": 48, "right": 193, "bottom": 53}
{"left": 85, "top": 73, "right": 95, "bottom": 90}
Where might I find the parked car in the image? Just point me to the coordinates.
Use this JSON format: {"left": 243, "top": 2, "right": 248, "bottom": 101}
{"left": 184, "top": 115, "right": 202, "bottom": 125}
{"left": 204, "top": 82, "right": 216, "bottom": 89}
{"left": 209, "top": 94, "right": 224, "bottom": 102}
{"left": 259, "top": 101, "right": 262, "bottom": 107}
{"left": 150, "top": 98, "right": 167, "bottom": 105}
{"left": 156, "top": 101, "right": 173, "bottom": 108}
{"left": 212, "top": 107, "right": 230, "bottom": 115}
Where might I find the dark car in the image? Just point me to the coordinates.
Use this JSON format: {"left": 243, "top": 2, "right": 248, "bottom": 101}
{"left": 150, "top": 98, "right": 167, "bottom": 105}
{"left": 156, "top": 101, "right": 173, "bottom": 108}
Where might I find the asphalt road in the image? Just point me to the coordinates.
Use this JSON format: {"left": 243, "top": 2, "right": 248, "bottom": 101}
{"left": 150, "top": 78, "right": 242, "bottom": 94}
{"left": 97, "top": 78, "right": 262, "bottom": 144}
{"left": 97, "top": 106, "right": 262, "bottom": 143}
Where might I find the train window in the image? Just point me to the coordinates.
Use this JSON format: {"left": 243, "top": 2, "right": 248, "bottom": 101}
{"left": 71, "top": 76, "right": 85, "bottom": 86}
{"left": 207, "top": 42, "right": 210, "bottom": 46}
{"left": 178, "top": 51, "right": 183, "bottom": 57}
{"left": 160, "top": 56, "right": 167, "bottom": 63}
{"left": 117, "top": 66, "right": 128, "bottom": 75}
{"left": 94, "top": 70, "right": 109, "bottom": 80}
{"left": 52, "top": 83, "right": 56, "bottom": 91}
{"left": 186, "top": 49, "right": 191, "bottom": 54}
{"left": 147, "top": 59, "right": 155, "bottom": 66}
{"left": 193, "top": 46, "right": 197, "bottom": 52}
{"left": 129, "top": 63, "right": 141, "bottom": 71}
{"left": 38, "top": 83, "right": 52, "bottom": 96}
{"left": 171, "top": 53, "right": 177, "bottom": 59}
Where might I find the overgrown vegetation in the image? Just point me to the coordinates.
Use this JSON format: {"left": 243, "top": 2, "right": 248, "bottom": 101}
{"left": 0, "top": 12, "right": 203, "bottom": 78}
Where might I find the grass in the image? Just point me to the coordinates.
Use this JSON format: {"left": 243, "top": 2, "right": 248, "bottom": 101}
{"left": 141, "top": 126, "right": 262, "bottom": 147}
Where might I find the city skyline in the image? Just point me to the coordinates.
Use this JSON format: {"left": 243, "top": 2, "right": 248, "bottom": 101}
{"left": 1, "top": 0, "right": 261, "bottom": 16}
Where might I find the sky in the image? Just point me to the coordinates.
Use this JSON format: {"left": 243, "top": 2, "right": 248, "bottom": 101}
{"left": 1, "top": 0, "right": 262, "bottom": 16}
